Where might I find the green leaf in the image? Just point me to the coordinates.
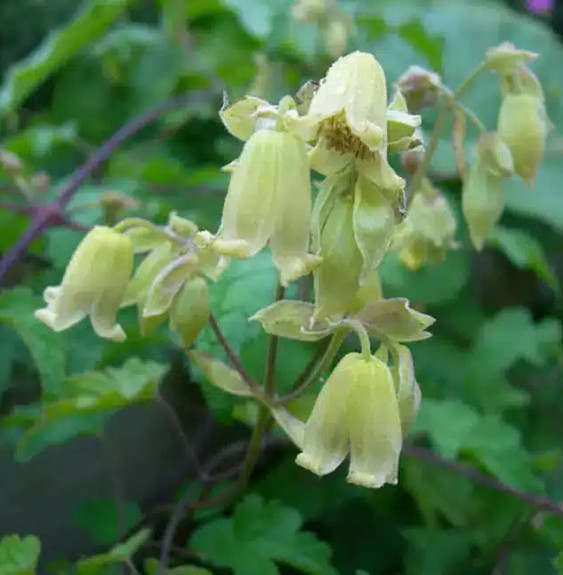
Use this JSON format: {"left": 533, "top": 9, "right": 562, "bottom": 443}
{"left": 0, "top": 288, "right": 66, "bottom": 396}
{"left": 403, "top": 528, "right": 470, "bottom": 575}
{"left": 74, "top": 499, "right": 141, "bottom": 545}
{"left": 75, "top": 529, "right": 151, "bottom": 575}
{"left": 468, "top": 307, "right": 561, "bottom": 376}
{"left": 413, "top": 399, "right": 543, "bottom": 492}
{"left": 190, "top": 494, "right": 338, "bottom": 575}
{"left": 144, "top": 558, "right": 212, "bottom": 575}
{"left": 222, "top": 0, "right": 285, "bottom": 39}
{"left": 397, "top": 18, "right": 443, "bottom": 72}
{"left": 188, "top": 350, "right": 253, "bottom": 397}
{"left": 5, "top": 358, "right": 166, "bottom": 461}
{"left": 0, "top": 535, "right": 41, "bottom": 575}
{"left": 0, "top": 0, "right": 135, "bottom": 115}
{"left": 488, "top": 227, "right": 559, "bottom": 292}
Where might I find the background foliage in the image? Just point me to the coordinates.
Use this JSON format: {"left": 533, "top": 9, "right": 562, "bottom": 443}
{"left": 1, "top": 0, "right": 563, "bottom": 573}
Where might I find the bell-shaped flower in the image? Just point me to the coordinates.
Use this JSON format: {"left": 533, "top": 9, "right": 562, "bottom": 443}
{"left": 200, "top": 128, "right": 320, "bottom": 286}
{"left": 295, "top": 352, "right": 402, "bottom": 488}
{"left": 35, "top": 226, "right": 133, "bottom": 341}
{"left": 170, "top": 276, "right": 210, "bottom": 347}
{"left": 392, "top": 178, "right": 457, "bottom": 270}
{"left": 286, "top": 52, "right": 406, "bottom": 198}
{"left": 497, "top": 93, "right": 547, "bottom": 185}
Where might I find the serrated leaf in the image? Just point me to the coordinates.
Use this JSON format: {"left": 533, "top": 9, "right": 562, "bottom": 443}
{"left": 0, "top": 288, "right": 66, "bottom": 396}
{"left": 7, "top": 358, "right": 165, "bottom": 461}
{"left": 0, "top": 535, "right": 41, "bottom": 575}
{"left": 74, "top": 499, "right": 141, "bottom": 545}
{"left": 355, "top": 298, "right": 435, "bottom": 342}
{"left": 75, "top": 529, "right": 151, "bottom": 575}
{"left": 190, "top": 494, "right": 337, "bottom": 575}
{"left": 468, "top": 307, "right": 561, "bottom": 377}
{"left": 0, "top": 0, "right": 135, "bottom": 115}
{"left": 413, "top": 399, "right": 543, "bottom": 491}
{"left": 488, "top": 227, "right": 559, "bottom": 292}
{"left": 188, "top": 350, "right": 253, "bottom": 397}
{"left": 250, "top": 300, "right": 331, "bottom": 342}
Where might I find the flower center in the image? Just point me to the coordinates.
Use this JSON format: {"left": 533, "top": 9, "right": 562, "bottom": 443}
{"left": 322, "top": 114, "right": 374, "bottom": 160}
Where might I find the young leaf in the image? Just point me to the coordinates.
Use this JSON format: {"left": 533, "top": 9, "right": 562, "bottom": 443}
{"left": 0, "top": 535, "right": 41, "bottom": 575}
{"left": 75, "top": 529, "right": 151, "bottom": 575}
{"left": 188, "top": 350, "right": 253, "bottom": 397}
{"left": 190, "top": 494, "right": 338, "bottom": 575}
{"left": 488, "top": 227, "right": 559, "bottom": 292}
{"left": 0, "top": 0, "right": 135, "bottom": 115}
{"left": 0, "top": 288, "right": 66, "bottom": 396}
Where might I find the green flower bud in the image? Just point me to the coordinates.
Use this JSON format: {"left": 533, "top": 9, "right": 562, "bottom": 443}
{"left": 35, "top": 226, "right": 133, "bottom": 341}
{"left": 170, "top": 276, "right": 210, "bottom": 347}
{"left": 324, "top": 15, "right": 352, "bottom": 59}
{"left": 292, "top": 0, "right": 329, "bottom": 24}
{"left": 209, "top": 129, "right": 320, "bottom": 286}
{"left": 462, "top": 161, "right": 505, "bottom": 250}
{"left": 497, "top": 93, "right": 547, "bottom": 184}
{"left": 295, "top": 352, "right": 402, "bottom": 488}
{"left": 392, "top": 179, "right": 457, "bottom": 271}
{"left": 314, "top": 193, "right": 362, "bottom": 321}
{"left": 485, "top": 42, "right": 537, "bottom": 75}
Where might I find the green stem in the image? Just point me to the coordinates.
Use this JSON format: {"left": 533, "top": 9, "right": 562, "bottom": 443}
{"left": 276, "top": 329, "right": 346, "bottom": 404}
{"left": 236, "top": 283, "right": 285, "bottom": 489}
{"left": 344, "top": 320, "right": 372, "bottom": 359}
{"left": 113, "top": 217, "right": 185, "bottom": 246}
{"left": 410, "top": 62, "right": 487, "bottom": 195}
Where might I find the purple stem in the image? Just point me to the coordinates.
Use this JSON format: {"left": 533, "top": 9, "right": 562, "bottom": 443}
{"left": 0, "top": 90, "right": 214, "bottom": 287}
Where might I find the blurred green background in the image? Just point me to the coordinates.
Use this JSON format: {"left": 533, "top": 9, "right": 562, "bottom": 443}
{"left": 1, "top": 0, "right": 563, "bottom": 574}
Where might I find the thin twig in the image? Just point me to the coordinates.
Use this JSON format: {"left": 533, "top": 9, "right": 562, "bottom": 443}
{"left": 156, "top": 390, "right": 203, "bottom": 477}
{"left": 0, "top": 90, "right": 217, "bottom": 287}
{"left": 209, "top": 313, "right": 259, "bottom": 390}
{"left": 405, "top": 445, "right": 563, "bottom": 518}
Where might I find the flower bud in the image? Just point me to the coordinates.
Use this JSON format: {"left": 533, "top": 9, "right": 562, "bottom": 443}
{"left": 497, "top": 93, "right": 547, "bottom": 184}
{"left": 35, "top": 226, "right": 133, "bottom": 341}
{"left": 485, "top": 42, "right": 537, "bottom": 75}
{"left": 392, "top": 179, "right": 457, "bottom": 270}
{"left": 313, "top": 193, "right": 362, "bottom": 321}
{"left": 210, "top": 129, "right": 319, "bottom": 286}
{"left": 295, "top": 352, "right": 402, "bottom": 488}
{"left": 462, "top": 161, "right": 505, "bottom": 250}
{"left": 324, "top": 15, "right": 351, "bottom": 59}
{"left": 395, "top": 66, "right": 441, "bottom": 113}
{"left": 170, "top": 276, "right": 210, "bottom": 347}
{"left": 292, "top": 0, "right": 328, "bottom": 23}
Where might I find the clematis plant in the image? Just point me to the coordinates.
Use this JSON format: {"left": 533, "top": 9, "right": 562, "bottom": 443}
{"left": 34, "top": 43, "right": 549, "bottom": 492}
